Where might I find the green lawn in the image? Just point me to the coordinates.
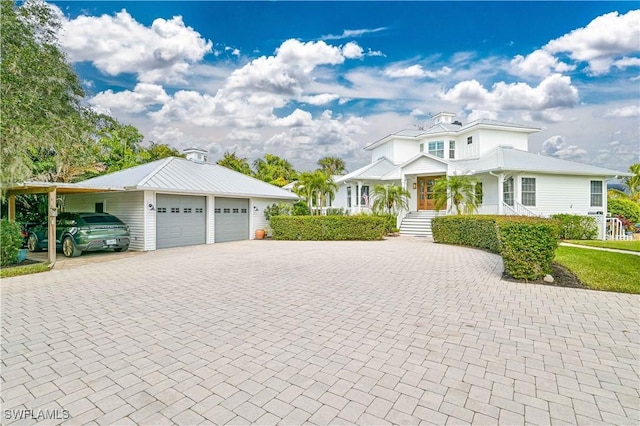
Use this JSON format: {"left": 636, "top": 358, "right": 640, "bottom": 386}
{"left": 564, "top": 239, "right": 640, "bottom": 252}
{"left": 0, "top": 263, "right": 50, "bottom": 279}
{"left": 555, "top": 246, "right": 640, "bottom": 294}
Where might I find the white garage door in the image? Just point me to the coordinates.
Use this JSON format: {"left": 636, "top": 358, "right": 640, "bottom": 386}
{"left": 215, "top": 198, "right": 249, "bottom": 243}
{"left": 156, "top": 194, "right": 206, "bottom": 249}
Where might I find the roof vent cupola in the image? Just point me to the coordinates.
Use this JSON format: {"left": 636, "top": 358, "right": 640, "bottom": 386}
{"left": 183, "top": 147, "right": 207, "bottom": 163}
{"left": 432, "top": 112, "right": 456, "bottom": 125}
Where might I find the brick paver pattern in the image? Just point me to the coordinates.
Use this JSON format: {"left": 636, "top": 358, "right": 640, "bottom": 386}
{"left": 1, "top": 238, "right": 638, "bottom": 425}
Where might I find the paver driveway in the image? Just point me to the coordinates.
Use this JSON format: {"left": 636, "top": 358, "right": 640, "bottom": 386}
{"left": 1, "top": 238, "right": 639, "bottom": 425}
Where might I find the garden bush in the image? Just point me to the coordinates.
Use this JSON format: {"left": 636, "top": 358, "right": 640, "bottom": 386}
{"left": 270, "top": 215, "right": 386, "bottom": 241}
{"left": 1, "top": 219, "right": 23, "bottom": 267}
{"left": 551, "top": 213, "right": 598, "bottom": 240}
{"left": 291, "top": 200, "right": 310, "bottom": 216}
{"left": 264, "top": 202, "right": 292, "bottom": 221}
{"left": 608, "top": 198, "right": 640, "bottom": 224}
{"left": 432, "top": 215, "right": 559, "bottom": 280}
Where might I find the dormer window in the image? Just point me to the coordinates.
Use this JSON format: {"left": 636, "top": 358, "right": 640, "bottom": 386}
{"left": 467, "top": 136, "right": 473, "bottom": 145}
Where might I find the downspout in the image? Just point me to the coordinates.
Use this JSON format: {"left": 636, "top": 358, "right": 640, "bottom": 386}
{"left": 489, "top": 171, "right": 503, "bottom": 215}
{"left": 602, "top": 175, "right": 618, "bottom": 240}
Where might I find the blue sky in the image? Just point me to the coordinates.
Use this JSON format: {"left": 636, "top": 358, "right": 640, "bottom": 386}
{"left": 48, "top": 1, "right": 639, "bottom": 172}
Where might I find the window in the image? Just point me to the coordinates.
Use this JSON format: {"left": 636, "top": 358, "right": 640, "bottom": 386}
{"left": 223, "top": 208, "right": 230, "bottom": 213}
{"left": 157, "top": 207, "right": 167, "bottom": 213}
{"left": 419, "top": 143, "right": 424, "bottom": 152}
{"left": 590, "top": 180, "right": 603, "bottom": 207}
{"left": 359, "top": 185, "right": 369, "bottom": 206}
{"left": 195, "top": 208, "right": 203, "bottom": 213}
{"left": 475, "top": 182, "right": 483, "bottom": 205}
{"left": 214, "top": 208, "right": 221, "bottom": 213}
{"left": 428, "top": 141, "right": 444, "bottom": 158}
{"left": 233, "top": 208, "right": 239, "bottom": 213}
{"left": 449, "top": 140, "right": 455, "bottom": 159}
{"left": 467, "top": 136, "right": 473, "bottom": 145}
{"left": 521, "top": 178, "right": 536, "bottom": 206}
{"left": 241, "top": 208, "right": 247, "bottom": 213}
{"left": 95, "top": 202, "right": 104, "bottom": 213}
{"left": 503, "top": 177, "right": 514, "bottom": 206}
{"left": 183, "top": 208, "right": 192, "bottom": 213}
{"left": 171, "top": 207, "right": 179, "bottom": 213}
{"left": 347, "top": 187, "right": 352, "bottom": 208}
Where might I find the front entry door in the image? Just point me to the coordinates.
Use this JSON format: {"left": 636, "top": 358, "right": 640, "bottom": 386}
{"left": 417, "top": 176, "right": 443, "bottom": 210}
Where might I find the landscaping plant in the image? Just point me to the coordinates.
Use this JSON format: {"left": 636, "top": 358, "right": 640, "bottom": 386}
{"left": 551, "top": 213, "right": 598, "bottom": 240}
{"left": 1, "top": 219, "right": 23, "bottom": 266}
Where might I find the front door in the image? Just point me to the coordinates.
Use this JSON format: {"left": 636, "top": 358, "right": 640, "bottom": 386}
{"left": 417, "top": 176, "right": 443, "bottom": 210}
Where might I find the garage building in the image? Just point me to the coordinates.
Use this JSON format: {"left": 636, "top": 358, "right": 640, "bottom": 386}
{"left": 63, "top": 149, "right": 298, "bottom": 250}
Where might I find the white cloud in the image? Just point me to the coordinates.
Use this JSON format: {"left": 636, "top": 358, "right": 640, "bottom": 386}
{"left": 273, "top": 109, "right": 314, "bottom": 127}
{"left": 541, "top": 135, "right": 587, "bottom": 160}
{"left": 301, "top": 93, "right": 340, "bottom": 105}
{"left": 58, "top": 9, "right": 212, "bottom": 83}
{"left": 510, "top": 50, "right": 574, "bottom": 78}
{"left": 614, "top": 57, "right": 640, "bottom": 70}
{"left": 321, "top": 27, "right": 387, "bottom": 40}
{"left": 440, "top": 74, "right": 579, "bottom": 112}
{"left": 89, "top": 83, "right": 170, "bottom": 113}
{"left": 605, "top": 105, "right": 640, "bottom": 118}
{"left": 544, "top": 10, "right": 640, "bottom": 76}
{"left": 383, "top": 65, "right": 452, "bottom": 79}
{"left": 342, "top": 42, "right": 364, "bottom": 59}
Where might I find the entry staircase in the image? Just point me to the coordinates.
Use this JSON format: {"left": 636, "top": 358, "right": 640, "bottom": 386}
{"left": 399, "top": 211, "right": 440, "bottom": 237}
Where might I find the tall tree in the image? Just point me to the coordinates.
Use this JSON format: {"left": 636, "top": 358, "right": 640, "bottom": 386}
{"left": 317, "top": 156, "right": 347, "bottom": 176}
{"left": 294, "top": 170, "right": 337, "bottom": 215}
{"left": 253, "top": 154, "right": 298, "bottom": 187}
{"left": 623, "top": 163, "right": 640, "bottom": 203}
{"left": 1, "top": 0, "right": 91, "bottom": 187}
{"left": 372, "top": 184, "right": 411, "bottom": 215}
{"left": 433, "top": 175, "right": 479, "bottom": 215}
{"left": 141, "top": 142, "right": 185, "bottom": 162}
{"left": 217, "top": 151, "right": 253, "bottom": 176}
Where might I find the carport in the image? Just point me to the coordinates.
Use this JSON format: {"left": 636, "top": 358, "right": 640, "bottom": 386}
{"left": 3, "top": 182, "right": 123, "bottom": 266}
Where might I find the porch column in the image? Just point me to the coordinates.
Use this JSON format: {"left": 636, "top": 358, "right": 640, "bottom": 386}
{"left": 497, "top": 173, "right": 504, "bottom": 215}
{"left": 8, "top": 193, "right": 16, "bottom": 222}
{"left": 399, "top": 175, "right": 407, "bottom": 228}
{"left": 48, "top": 188, "right": 57, "bottom": 265}
{"left": 356, "top": 181, "right": 362, "bottom": 213}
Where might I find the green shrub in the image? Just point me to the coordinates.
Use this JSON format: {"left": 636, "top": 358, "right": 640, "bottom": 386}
{"left": 325, "top": 208, "right": 346, "bottom": 216}
{"left": 1, "top": 219, "right": 23, "bottom": 267}
{"left": 608, "top": 198, "right": 640, "bottom": 224}
{"left": 291, "top": 200, "right": 310, "bottom": 216}
{"left": 270, "top": 215, "right": 386, "bottom": 241}
{"left": 551, "top": 214, "right": 598, "bottom": 240}
{"left": 378, "top": 214, "right": 398, "bottom": 234}
{"left": 498, "top": 219, "right": 559, "bottom": 280}
{"left": 264, "top": 202, "right": 292, "bottom": 221}
{"left": 432, "top": 215, "right": 559, "bottom": 280}
{"left": 431, "top": 216, "right": 501, "bottom": 253}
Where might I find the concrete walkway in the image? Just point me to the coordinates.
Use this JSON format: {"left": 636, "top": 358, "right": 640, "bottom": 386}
{"left": 2, "top": 238, "right": 638, "bottom": 425}
{"left": 560, "top": 242, "right": 640, "bottom": 256}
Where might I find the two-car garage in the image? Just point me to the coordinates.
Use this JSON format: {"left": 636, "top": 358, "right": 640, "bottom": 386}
{"left": 156, "top": 195, "right": 249, "bottom": 248}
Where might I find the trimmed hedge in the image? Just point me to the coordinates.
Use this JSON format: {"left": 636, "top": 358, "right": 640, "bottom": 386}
{"left": 270, "top": 215, "right": 386, "bottom": 241}
{"left": 432, "top": 215, "right": 559, "bottom": 280}
{"left": 608, "top": 198, "right": 640, "bottom": 224}
{"left": 1, "top": 219, "right": 23, "bottom": 267}
{"left": 551, "top": 214, "right": 598, "bottom": 240}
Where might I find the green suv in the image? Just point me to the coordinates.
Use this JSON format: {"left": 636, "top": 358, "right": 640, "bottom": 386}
{"left": 27, "top": 212, "right": 130, "bottom": 257}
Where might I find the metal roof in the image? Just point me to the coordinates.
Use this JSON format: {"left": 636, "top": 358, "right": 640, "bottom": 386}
{"left": 80, "top": 157, "right": 298, "bottom": 199}
{"left": 455, "top": 146, "right": 632, "bottom": 177}
{"left": 335, "top": 157, "right": 399, "bottom": 183}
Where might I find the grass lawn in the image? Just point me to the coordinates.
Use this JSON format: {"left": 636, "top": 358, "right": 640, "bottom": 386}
{"left": 564, "top": 239, "right": 640, "bottom": 252}
{"left": 0, "top": 263, "right": 50, "bottom": 279}
{"left": 555, "top": 246, "right": 640, "bottom": 294}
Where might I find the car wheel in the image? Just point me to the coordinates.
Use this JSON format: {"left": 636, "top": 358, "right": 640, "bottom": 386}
{"left": 114, "top": 245, "right": 129, "bottom": 253}
{"left": 62, "top": 236, "right": 81, "bottom": 258}
{"left": 27, "top": 234, "right": 42, "bottom": 252}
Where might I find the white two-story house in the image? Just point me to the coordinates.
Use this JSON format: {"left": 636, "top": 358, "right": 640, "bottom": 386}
{"left": 332, "top": 112, "right": 630, "bottom": 238}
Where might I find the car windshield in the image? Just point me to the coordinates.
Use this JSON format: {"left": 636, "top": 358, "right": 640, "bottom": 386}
{"left": 82, "top": 215, "right": 123, "bottom": 225}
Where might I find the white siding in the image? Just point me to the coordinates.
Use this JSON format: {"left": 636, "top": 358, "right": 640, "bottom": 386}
{"left": 402, "top": 157, "right": 447, "bottom": 176}
{"left": 143, "top": 191, "right": 156, "bottom": 250}
{"left": 516, "top": 174, "right": 605, "bottom": 216}
{"left": 393, "top": 140, "right": 419, "bottom": 164}
{"left": 64, "top": 191, "right": 146, "bottom": 251}
{"left": 206, "top": 195, "right": 215, "bottom": 244}
{"left": 252, "top": 198, "right": 294, "bottom": 237}
{"left": 478, "top": 129, "right": 528, "bottom": 155}
{"left": 333, "top": 185, "right": 349, "bottom": 210}
{"left": 457, "top": 130, "right": 480, "bottom": 159}
{"left": 370, "top": 143, "right": 394, "bottom": 163}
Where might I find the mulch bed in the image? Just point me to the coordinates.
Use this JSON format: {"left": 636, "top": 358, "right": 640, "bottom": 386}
{"left": 502, "top": 262, "right": 589, "bottom": 290}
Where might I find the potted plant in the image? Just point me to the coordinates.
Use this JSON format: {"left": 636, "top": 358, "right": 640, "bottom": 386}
{"left": 255, "top": 229, "right": 265, "bottom": 240}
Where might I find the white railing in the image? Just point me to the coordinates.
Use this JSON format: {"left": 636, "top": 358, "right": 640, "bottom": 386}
{"left": 502, "top": 202, "right": 538, "bottom": 216}
{"left": 606, "top": 217, "right": 632, "bottom": 240}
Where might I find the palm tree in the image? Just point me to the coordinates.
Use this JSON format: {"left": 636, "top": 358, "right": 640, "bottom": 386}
{"left": 317, "top": 156, "right": 347, "bottom": 176}
{"left": 433, "top": 175, "right": 479, "bottom": 215}
{"left": 623, "top": 163, "right": 640, "bottom": 202}
{"left": 294, "top": 170, "right": 337, "bottom": 215}
{"left": 372, "top": 184, "right": 411, "bottom": 215}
